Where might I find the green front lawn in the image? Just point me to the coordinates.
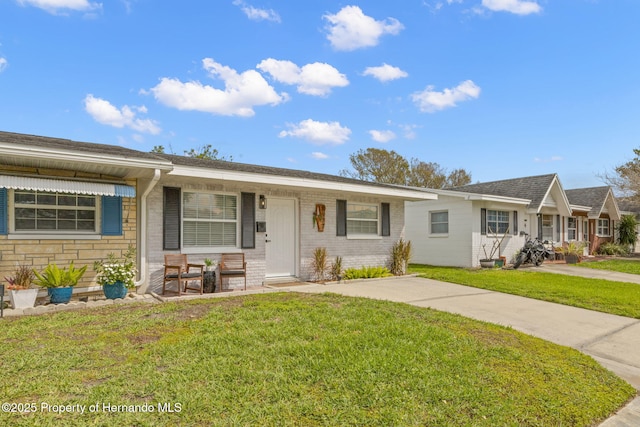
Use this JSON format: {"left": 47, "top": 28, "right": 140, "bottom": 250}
{"left": 579, "top": 258, "right": 640, "bottom": 275}
{"left": 409, "top": 264, "right": 640, "bottom": 319}
{"left": 0, "top": 294, "right": 634, "bottom": 426}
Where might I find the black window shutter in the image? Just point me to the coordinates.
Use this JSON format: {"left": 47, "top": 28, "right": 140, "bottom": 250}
{"left": 537, "top": 215, "right": 543, "bottom": 240}
{"left": 163, "top": 187, "right": 181, "bottom": 250}
{"left": 241, "top": 192, "right": 255, "bottom": 249}
{"left": 480, "top": 208, "right": 487, "bottom": 235}
{"left": 513, "top": 211, "right": 518, "bottom": 235}
{"left": 555, "top": 215, "right": 561, "bottom": 241}
{"left": 381, "top": 203, "right": 390, "bottom": 236}
{"left": 101, "top": 196, "right": 123, "bottom": 236}
{"left": 336, "top": 200, "right": 347, "bottom": 236}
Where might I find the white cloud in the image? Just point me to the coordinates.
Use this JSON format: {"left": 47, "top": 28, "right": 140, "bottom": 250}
{"left": 411, "top": 80, "right": 481, "bottom": 113}
{"left": 257, "top": 58, "right": 349, "bottom": 96}
{"left": 0, "top": 57, "right": 7, "bottom": 73}
{"left": 363, "top": 63, "right": 408, "bottom": 82}
{"left": 232, "top": 0, "right": 281, "bottom": 22}
{"left": 482, "top": 0, "right": 541, "bottom": 15}
{"left": 369, "top": 130, "right": 397, "bottom": 143}
{"left": 151, "top": 58, "right": 288, "bottom": 117}
{"left": 311, "top": 152, "right": 329, "bottom": 160}
{"left": 400, "top": 124, "right": 419, "bottom": 139}
{"left": 278, "top": 119, "right": 351, "bottom": 145}
{"left": 17, "top": 0, "right": 102, "bottom": 14}
{"left": 84, "top": 94, "right": 161, "bottom": 134}
{"left": 324, "top": 5, "right": 404, "bottom": 51}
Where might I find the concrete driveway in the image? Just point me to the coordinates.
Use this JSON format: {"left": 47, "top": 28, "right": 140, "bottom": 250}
{"left": 287, "top": 274, "right": 640, "bottom": 426}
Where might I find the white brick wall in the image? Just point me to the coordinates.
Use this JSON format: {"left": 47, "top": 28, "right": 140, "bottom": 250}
{"left": 143, "top": 176, "right": 406, "bottom": 292}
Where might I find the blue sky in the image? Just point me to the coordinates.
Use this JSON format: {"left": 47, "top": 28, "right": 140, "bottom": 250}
{"left": 1, "top": 0, "right": 639, "bottom": 189}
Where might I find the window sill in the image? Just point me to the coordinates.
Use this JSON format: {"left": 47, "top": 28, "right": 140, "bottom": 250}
{"left": 429, "top": 233, "right": 449, "bottom": 238}
{"left": 346, "top": 235, "right": 382, "bottom": 240}
{"left": 8, "top": 233, "right": 101, "bottom": 240}
{"left": 180, "top": 247, "right": 242, "bottom": 255}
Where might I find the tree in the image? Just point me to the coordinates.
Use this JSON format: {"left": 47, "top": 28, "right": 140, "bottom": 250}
{"left": 184, "top": 144, "right": 233, "bottom": 161}
{"left": 151, "top": 145, "right": 165, "bottom": 154}
{"left": 601, "top": 148, "right": 640, "bottom": 199}
{"left": 340, "top": 148, "right": 409, "bottom": 185}
{"left": 340, "top": 148, "right": 471, "bottom": 188}
{"left": 445, "top": 168, "right": 473, "bottom": 188}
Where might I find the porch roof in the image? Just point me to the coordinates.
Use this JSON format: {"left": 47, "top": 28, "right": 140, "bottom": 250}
{"left": 160, "top": 154, "right": 438, "bottom": 201}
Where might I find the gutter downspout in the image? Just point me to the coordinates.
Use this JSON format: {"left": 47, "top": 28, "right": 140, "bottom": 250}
{"left": 135, "top": 169, "right": 161, "bottom": 292}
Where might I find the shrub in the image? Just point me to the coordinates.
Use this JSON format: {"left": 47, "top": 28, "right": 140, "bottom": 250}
{"left": 343, "top": 266, "right": 392, "bottom": 280}
{"left": 310, "top": 247, "right": 329, "bottom": 282}
{"left": 389, "top": 238, "right": 412, "bottom": 276}
{"left": 330, "top": 256, "right": 343, "bottom": 281}
{"left": 596, "top": 242, "right": 630, "bottom": 256}
{"left": 617, "top": 214, "right": 639, "bottom": 249}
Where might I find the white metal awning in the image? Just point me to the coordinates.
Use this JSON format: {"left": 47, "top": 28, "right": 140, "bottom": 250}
{"left": 0, "top": 176, "right": 136, "bottom": 197}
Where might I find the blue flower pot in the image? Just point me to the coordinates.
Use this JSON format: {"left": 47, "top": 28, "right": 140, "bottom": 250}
{"left": 48, "top": 287, "right": 73, "bottom": 304}
{"left": 103, "top": 281, "right": 128, "bottom": 299}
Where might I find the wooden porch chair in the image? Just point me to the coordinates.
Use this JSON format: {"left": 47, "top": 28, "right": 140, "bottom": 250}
{"left": 162, "top": 254, "right": 204, "bottom": 295}
{"left": 219, "top": 253, "right": 247, "bottom": 291}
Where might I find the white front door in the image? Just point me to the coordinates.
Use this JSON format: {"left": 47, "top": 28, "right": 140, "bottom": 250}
{"left": 265, "top": 198, "right": 297, "bottom": 277}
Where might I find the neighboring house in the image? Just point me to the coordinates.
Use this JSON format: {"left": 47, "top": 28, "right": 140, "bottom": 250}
{"left": 564, "top": 187, "right": 621, "bottom": 254}
{"left": 406, "top": 174, "right": 573, "bottom": 267}
{"left": 0, "top": 131, "right": 437, "bottom": 294}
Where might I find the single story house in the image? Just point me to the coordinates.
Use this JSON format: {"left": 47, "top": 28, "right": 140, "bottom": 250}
{"left": 564, "top": 186, "right": 621, "bottom": 254}
{"left": 0, "top": 131, "right": 437, "bottom": 295}
{"left": 406, "top": 173, "right": 621, "bottom": 267}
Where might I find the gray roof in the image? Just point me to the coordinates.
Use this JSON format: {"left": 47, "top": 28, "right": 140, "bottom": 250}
{"left": 0, "top": 130, "right": 162, "bottom": 161}
{"left": 565, "top": 186, "right": 612, "bottom": 216}
{"left": 156, "top": 153, "right": 403, "bottom": 190}
{"left": 448, "top": 173, "right": 558, "bottom": 210}
{"left": 617, "top": 197, "right": 640, "bottom": 214}
{"left": 1, "top": 130, "right": 410, "bottom": 192}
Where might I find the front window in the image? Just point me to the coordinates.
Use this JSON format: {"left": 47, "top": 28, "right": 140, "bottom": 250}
{"left": 14, "top": 190, "right": 96, "bottom": 232}
{"left": 347, "top": 203, "right": 378, "bottom": 235}
{"left": 487, "top": 210, "right": 509, "bottom": 234}
{"left": 430, "top": 211, "right": 449, "bottom": 234}
{"left": 597, "top": 219, "right": 610, "bottom": 236}
{"left": 182, "top": 192, "right": 237, "bottom": 247}
{"left": 541, "top": 214, "right": 554, "bottom": 241}
{"left": 567, "top": 217, "right": 577, "bottom": 241}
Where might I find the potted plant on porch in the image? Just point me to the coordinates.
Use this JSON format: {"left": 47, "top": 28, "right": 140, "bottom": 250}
{"left": 561, "top": 241, "right": 586, "bottom": 265}
{"left": 93, "top": 246, "right": 137, "bottom": 299}
{"left": 4, "top": 263, "right": 38, "bottom": 309}
{"left": 33, "top": 262, "right": 87, "bottom": 304}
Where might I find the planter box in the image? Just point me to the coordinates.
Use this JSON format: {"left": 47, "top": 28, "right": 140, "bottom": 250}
{"left": 479, "top": 259, "right": 495, "bottom": 268}
{"left": 9, "top": 288, "right": 38, "bottom": 309}
{"left": 565, "top": 254, "right": 580, "bottom": 264}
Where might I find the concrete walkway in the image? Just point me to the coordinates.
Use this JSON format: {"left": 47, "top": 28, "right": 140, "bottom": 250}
{"left": 286, "top": 272, "right": 640, "bottom": 426}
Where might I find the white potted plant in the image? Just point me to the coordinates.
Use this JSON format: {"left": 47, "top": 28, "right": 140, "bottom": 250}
{"left": 4, "top": 263, "right": 38, "bottom": 309}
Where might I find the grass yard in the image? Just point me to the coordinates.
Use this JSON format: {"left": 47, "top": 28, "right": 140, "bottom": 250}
{"left": 0, "top": 293, "right": 634, "bottom": 426}
{"left": 579, "top": 258, "right": 640, "bottom": 275}
{"left": 409, "top": 264, "right": 640, "bottom": 319}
